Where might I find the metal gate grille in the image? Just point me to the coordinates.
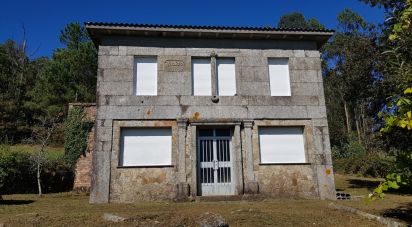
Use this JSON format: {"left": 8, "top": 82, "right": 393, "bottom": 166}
{"left": 198, "top": 129, "right": 234, "bottom": 196}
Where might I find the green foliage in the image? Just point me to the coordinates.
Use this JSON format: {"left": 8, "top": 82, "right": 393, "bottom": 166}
{"left": 323, "top": 8, "right": 379, "bottom": 152}
{"left": 59, "top": 22, "right": 90, "bottom": 50}
{"left": 1, "top": 22, "right": 96, "bottom": 144}
{"left": 361, "top": 0, "right": 412, "bottom": 201}
{"left": 0, "top": 144, "right": 72, "bottom": 194}
{"left": 332, "top": 137, "right": 366, "bottom": 159}
{"left": 380, "top": 88, "right": 412, "bottom": 132}
{"left": 333, "top": 153, "right": 394, "bottom": 178}
{"left": 0, "top": 40, "right": 47, "bottom": 142}
{"left": 277, "top": 12, "right": 325, "bottom": 29}
{"left": 64, "top": 107, "right": 91, "bottom": 167}
{"left": 27, "top": 24, "right": 97, "bottom": 115}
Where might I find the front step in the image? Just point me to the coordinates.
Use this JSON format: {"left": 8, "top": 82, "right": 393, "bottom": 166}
{"left": 195, "top": 194, "right": 265, "bottom": 202}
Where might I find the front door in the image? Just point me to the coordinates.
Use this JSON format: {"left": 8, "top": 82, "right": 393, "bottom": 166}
{"left": 197, "top": 128, "right": 234, "bottom": 196}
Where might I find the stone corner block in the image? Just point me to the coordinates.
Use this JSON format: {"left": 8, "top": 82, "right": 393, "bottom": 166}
{"left": 175, "top": 183, "right": 190, "bottom": 201}
{"left": 244, "top": 181, "right": 259, "bottom": 194}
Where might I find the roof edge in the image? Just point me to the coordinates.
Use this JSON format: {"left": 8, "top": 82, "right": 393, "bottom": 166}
{"left": 85, "top": 22, "right": 334, "bottom": 49}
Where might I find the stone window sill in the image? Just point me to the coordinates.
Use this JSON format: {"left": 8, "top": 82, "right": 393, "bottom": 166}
{"left": 259, "top": 163, "right": 311, "bottom": 166}
{"left": 117, "top": 165, "right": 174, "bottom": 168}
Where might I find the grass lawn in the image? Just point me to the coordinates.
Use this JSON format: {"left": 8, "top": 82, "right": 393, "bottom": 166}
{"left": 0, "top": 193, "right": 382, "bottom": 227}
{"left": 7, "top": 144, "right": 65, "bottom": 160}
{"left": 335, "top": 174, "right": 412, "bottom": 225}
{"left": 0, "top": 174, "right": 410, "bottom": 226}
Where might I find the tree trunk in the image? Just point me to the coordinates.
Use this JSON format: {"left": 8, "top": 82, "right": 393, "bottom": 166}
{"left": 343, "top": 101, "right": 351, "bottom": 134}
{"left": 355, "top": 118, "right": 362, "bottom": 145}
{"left": 37, "top": 160, "right": 42, "bottom": 197}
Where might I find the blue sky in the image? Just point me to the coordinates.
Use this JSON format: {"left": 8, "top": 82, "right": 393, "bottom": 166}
{"left": 1, "top": 0, "right": 384, "bottom": 58}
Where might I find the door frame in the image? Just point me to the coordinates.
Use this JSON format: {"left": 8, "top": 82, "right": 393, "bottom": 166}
{"left": 197, "top": 130, "right": 234, "bottom": 196}
{"left": 190, "top": 123, "right": 242, "bottom": 197}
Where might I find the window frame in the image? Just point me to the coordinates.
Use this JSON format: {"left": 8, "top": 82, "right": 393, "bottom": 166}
{"left": 258, "top": 126, "right": 307, "bottom": 164}
{"left": 216, "top": 57, "right": 237, "bottom": 96}
{"left": 191, "top": 56, "right": 237, "bottom": 96}
{"left": 267, "top": 58, "right": 291, "bottom": 97}
{"left": 133, "top": 56, "right": 158, "bottom": 96}
{"left": 191, "top": 57, "right": 213, "bottom": 96}
{"left": 118, "top": 127, "right": 173, "bottom": 167}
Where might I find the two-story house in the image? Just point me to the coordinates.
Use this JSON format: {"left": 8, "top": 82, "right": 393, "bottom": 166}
{"left": 85, "top": 22, "right": 336, "bottom": 203}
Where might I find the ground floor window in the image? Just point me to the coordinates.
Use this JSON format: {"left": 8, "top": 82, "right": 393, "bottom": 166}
{"left": 258, "top": 127, "right": 306, "bottom": 164}
{"left": 119, "top": 127, "right": 172, "bottom": 166}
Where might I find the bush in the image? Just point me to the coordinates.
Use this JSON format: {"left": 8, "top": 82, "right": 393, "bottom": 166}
{"left": 333, "top": 153, "right": 394, "bottom": 178}
{"left": 64, "top": 107, "right": 92, "bottom": 168}
{"left": 0, "top": 144, "right": 73, "bottom": 195}
{"left": 332, "top": 138, "right": 366, "bottom": 159}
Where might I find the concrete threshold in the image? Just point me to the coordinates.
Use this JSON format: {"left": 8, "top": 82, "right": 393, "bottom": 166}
{"left": 195, "top": 194, "right": 266, "bottom": 202}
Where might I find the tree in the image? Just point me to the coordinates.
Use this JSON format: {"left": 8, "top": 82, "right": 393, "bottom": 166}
{"left": 277, "top": 12, "right": 325, "bottom": 29}
{"left": 30, "top": 112, "right": 60, "bottom": 196}
{"left": 0, "top": 39, "right": 46, "bottom": 142}
{"left": 369, "top": 0, "right": 412, "bottom": 199}
{"left": 27, "top": 22, "right": 97, "bottom": 116}
{"left": 323, "top": 9, "right": 379, "bottom": 148}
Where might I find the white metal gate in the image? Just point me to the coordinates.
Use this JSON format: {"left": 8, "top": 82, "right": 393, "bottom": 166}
{"left": 197, "top": 129, "right": 234, "bottom": 196}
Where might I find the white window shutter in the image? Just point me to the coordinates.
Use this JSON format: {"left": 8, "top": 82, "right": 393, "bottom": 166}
{"left": 217, "top": 58, "right": 236, "bottom": 96}
{"left": 268, "top": 58, "right": 291, "bottom": 96}
{"left": 259, "top": 127, "right": 305, "bottom": 163}
{"left": 135, "top": 57, "right": 157, "bottom": 95}
{"left": 192, "top": 58, "right": 212, "bottom": 96}
{"left": 120, "top": 128, "right": 172, "bottom": 166}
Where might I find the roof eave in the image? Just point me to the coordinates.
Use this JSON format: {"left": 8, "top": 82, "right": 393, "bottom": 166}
{"left": 86, "top": 25, "right": 333, "bottom": 49}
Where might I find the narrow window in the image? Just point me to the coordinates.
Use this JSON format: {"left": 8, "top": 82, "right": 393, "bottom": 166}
{"left": 268, "top": 58, "right": 291, "bottom": 96}
{"left": 192, "top": 58, "right": 212, "bottom": 96}
{"left": 217, "top": 58, "right": 236, "bottom": 96}
{"left": 120, "top": 128, "right": 172, "bottom": 166}
{"left": 259, "top": 127, "right": 305, "bottom": 163}
{"left": 134, "top": 57, "right": 157, "bottom": 95}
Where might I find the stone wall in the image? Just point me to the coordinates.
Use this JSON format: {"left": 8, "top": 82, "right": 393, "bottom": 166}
{"left": 109, "top": 120, "right": 178, "bottom": 202}
{"left": 69, "top": 103, "right": 96, "bottom": 193}
{"left": 90, "top": 36, "right": 336, "bottom": 203}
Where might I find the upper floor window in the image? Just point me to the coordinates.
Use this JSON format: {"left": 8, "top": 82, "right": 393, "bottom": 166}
{"left": 192, "top": 58, "right": 212, "bottom": 96}
{"left": 134, "top": 57, "right": 157, "bottom": 96}
{"left": 268, "top": 58, "right": 291, "bottom": 96}
{"left": 192, "top": 57, "right": 236, "bottom": 96}
{"left": 217, "top": 58, "right": 236, "bottom": 96}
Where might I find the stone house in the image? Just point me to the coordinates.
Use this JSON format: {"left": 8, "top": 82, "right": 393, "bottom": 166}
{"left": 85, "top": 22, "right": 336, "bottom": 203}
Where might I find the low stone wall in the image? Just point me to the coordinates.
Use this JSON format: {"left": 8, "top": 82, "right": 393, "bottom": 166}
{"left": 69, "top": 103, "right": 96, "bottom": 193}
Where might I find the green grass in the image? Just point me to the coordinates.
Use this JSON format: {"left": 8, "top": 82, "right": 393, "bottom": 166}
{"left": 335, "top": 174, "right": 412, "bottom": 225}
{"left": 1, "top": 172, "right": 410, "bottom": 226}
{"left": 7, "top": 144, "right": 64, "bottom": 160}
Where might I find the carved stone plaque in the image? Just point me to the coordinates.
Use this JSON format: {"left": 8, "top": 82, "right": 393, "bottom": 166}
{"left": 164, "top": 60, "right": 185, "bottom": 72}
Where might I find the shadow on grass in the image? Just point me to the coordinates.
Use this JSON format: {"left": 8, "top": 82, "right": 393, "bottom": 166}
{"left": 383, "top": 202, "right": 412, "bottom": 224}
{"left": 347, "top": 179, "right": 381, "bottom": 190}
{"left": 347, "top": 179, "right": 412, "bottom": 195}
{"left": 0, "top": 199, "right": 35, "bottom": 205}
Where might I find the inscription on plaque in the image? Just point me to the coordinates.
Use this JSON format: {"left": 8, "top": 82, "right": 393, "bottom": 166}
{"left": 164, "top": 60, "right": 185, "bottom": 72}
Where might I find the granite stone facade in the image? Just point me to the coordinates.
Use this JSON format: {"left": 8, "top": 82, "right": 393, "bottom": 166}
{"left": 86, "top": 24, "right": 336, "bottom": 203}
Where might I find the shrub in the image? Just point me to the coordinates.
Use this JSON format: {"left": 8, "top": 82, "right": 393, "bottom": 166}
{"left": 332, "top": 138, "right": 366, "bottom": 159}
{"left": 333, "top": 153, "right": 395, "bottom": 178}
{"left": 0, "top": 144, "right": 73, "bottom": 195}
{"left": 64, "top": 107, "right": 92, "bottom": 167}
